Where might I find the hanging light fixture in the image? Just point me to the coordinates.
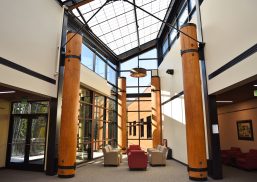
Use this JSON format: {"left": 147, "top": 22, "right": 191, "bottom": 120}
{"left": 130, "top": 67, "right": 147, "bottom": 78}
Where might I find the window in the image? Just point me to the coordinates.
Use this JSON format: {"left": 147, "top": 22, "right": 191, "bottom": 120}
{"left": 139, "top": 59, "right": 157, "bottom": 70}
{"left": 189, "top": 0, "right": 196, "bottom": 11}
{"left": 178, "top": 6, "right": 189, "bottom": 28}
{"left": 133, "top": 121, "right": 136, "bottom": 136}
{"left": 120, "top": 57, "right": 138, "bottom": 70}
{"left": 108, "top": 60, "right": 117, "bottom": 70}
{"left": 147, "top": 116, "right": 152, "bottom": 138}
{"left": 129, "top": 122, "right": 132, "bottom": 136}
{"left": 107, "top": 66, "right": 116, "bottom": 85}
{"left": 162, "top": 38, "right": 169, "bottom": 55}
{"left": 12, "top": 102, "right": 48, "bottom": 114}
{"left": 122, "top": 49, "right": 157, "bottom": 149}
{"left": 120, "top": 71, "right": 138, "bottom": 87}
{"left": 169, "top": 29, "right": 177, "bottom": 44}
{"left": 161, "top": 0, "right": 197, "bottom": 60}
{"left": 140, "top": 119, "right": 144, "bottom": 137}
{"left": 139, "top": 71, "right": 151, "bottom": 86}
{"left": 78, "top": 87, "right": 118, "bottom": 162}
{"left": 81, "top": 45, "right": 94, "bottom": 70}
{"left": 81, "top": 44, "right": 118, "bottom": 85}
{"left": 95, "top": 56, "right": 106, "bottom": 78}
{"left": 139, "top": 49, "right": 157, "bottom": 59}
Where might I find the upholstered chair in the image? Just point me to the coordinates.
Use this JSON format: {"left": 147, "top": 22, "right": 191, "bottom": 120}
{"left": 102, "top": 145, "right": 120, "bottom": 166}
{"left": 149, "top": 145, "right": 167, "bottom": 166}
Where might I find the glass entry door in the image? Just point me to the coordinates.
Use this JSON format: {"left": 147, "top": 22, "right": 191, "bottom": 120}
{"left": 7, "top": 115, "right": 47, "bottom": 171}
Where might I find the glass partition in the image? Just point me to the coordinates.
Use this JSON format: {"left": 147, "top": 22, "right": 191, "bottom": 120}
{"left": 77, "top": 87, "right": 117, "bottom": 163}
{"left": 120, "top": 48, "right": 157, "bottom": 150}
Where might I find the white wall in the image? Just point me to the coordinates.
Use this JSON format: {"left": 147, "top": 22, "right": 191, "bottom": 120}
{"left": 218, "top": 98, "right": 257, "bottom": 153}
{"left": 0, "top": 100, "right": 10, "bottom": 167}
{"left": 80, "top": 65, "right": 111, "bottom": 97}
{"left": 0, "top": 0, "right": 64, "bottom": 98}
{"left": 201, "top": 0, "right": 257, "bottom": 94}
{"left": 159, "top": 15, "right": 199, "bottom": 164}
{"left": 159, "top": 38, "right": 187, "bottom": 164}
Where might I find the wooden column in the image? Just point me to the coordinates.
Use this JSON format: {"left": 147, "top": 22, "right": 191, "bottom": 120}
{"left": 97, "top": 107, "right": 104, "bottom": 150}
{"left": 58, "top": 31, "right": 82, "bottom": 178}
{"left": 105, "top": 101, "right": 109, "bottom": 145}
{"left": 118, "top": 77, "right": 127, "bottom": 150}
{"left": 180, "top": 23, "right": 207, "bottom": 181}
{"left": 151, "top": 76, "right": 162, "bottom": 148}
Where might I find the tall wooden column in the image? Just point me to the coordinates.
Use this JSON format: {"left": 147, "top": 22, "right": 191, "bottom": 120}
{"left": 151, "top": 76, "right": 162, "bottom": 148}
{"left": 118, "top": 77, "right": 127, "bottom": 150}
{"left": 58, "top": 31, "right": 82, "bottom": 178}
{"left": 97, "top": 107, "right": 104, "bottom": 150}
{"left": 180, "top": 23, "right": 207, "bottom": 181}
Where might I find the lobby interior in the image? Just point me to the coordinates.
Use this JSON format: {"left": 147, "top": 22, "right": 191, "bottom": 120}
{"left": 0, "top": 0, "right": 257, "bottom": 181}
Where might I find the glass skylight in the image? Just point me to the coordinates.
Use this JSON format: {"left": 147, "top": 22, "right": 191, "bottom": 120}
{"left": 72, "top": 0, "right": 171, "bottom": 55}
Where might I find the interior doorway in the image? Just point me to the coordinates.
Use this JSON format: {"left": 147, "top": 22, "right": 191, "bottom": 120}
{"left": 6, "top": 101, "right": 48, "bottom": 171}
{"left": 211, "top": 78, "right": 257, "bottom": 177}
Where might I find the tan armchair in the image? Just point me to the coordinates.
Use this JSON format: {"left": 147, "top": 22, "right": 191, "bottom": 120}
{"left": 103, "top": 145, "right": 121, "bottom": 166}
{"left": 149, "top": 145, "right": 167, "bottom": 166}
{"left": 106, "top": 145, "right": 122, "bottom": 163}
{"left": 147, "top": 144, "right": 162, "bottom": 154}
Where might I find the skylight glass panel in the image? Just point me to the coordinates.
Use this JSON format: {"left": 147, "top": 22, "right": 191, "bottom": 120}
{"left": 90, "top": 0, "right": 103, "bottom": 10}
{"left": 104, "top": 33, "right": 114, "bottom": 43}
{"left": 74, "top": 0, "right": 172, "bottom": 55}
{"left": 125, "top": 44, "right": 132, "bottom": 51}
{"left": 108, "top": 41, "right": 118, "bottom": 50}
{"left": 91, "top": 26, "right": 103, "bottom": 36}
{"left": 72, "top": 9, "right": 80, "bottom": 17}
{"left": 100, "top": 21, "right": 111, "bottom": 34}
{"left": 122, "top": 36, "right": 131, "bottom": 45}
{"left": 112, "top": 29, "right": 122, "bottom": 40}
{"left": 128, "top": 24, "right": 136, "bottom": 34}
{"left": 78, "top": 3, "right": 92, "bottom": 14}
{"left": 119, "top": 47, "right": 126, "bottom": 53}
{"left": 129, "top": 32, "right": 137, "bottom": 42}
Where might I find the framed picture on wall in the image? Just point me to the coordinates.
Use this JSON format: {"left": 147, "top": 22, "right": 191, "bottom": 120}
{"left": 237, "top": 120, "right": 254, "bottom": 141}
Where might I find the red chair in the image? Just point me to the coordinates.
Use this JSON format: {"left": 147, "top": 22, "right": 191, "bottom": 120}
{"left": 128, "top": 150, "right": 147, "bottom": 170}
{"left": 221, "top": 147, "right": 242, "bottom": 165}
{"left": 236, "top": 149, "right": 257, "bottom": 170}
{"left": 127, "top": 145, "right": 141, "bottom": 154}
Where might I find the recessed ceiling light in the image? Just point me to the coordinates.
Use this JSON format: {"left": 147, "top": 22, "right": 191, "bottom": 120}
{"left": 216, "top": 101, "right": 233, "bottom": 103}
{"left": 254, "top": 85, "right": 257, "bottom": 87}
{"left": 0, "top": 91, "right": 16, "bottom": 94}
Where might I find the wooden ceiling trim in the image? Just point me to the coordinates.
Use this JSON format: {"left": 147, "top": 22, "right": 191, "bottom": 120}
{"left": 68, "top": 0, "right": 94, "bottom": 10}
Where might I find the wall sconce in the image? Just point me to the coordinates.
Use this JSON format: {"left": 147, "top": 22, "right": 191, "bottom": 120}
{"left": 166, "top": 69, "right": 174, "bottom": 75}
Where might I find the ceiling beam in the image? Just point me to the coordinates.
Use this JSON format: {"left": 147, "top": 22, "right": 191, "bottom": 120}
{"left": 67, "top": 12, "right": 119, "bottom": 63}
{"left": 70, "top": 0, "right": 87, "bottom": 24}
{"left": 118, "top": 39, "right": 157, "bottom": 62}
{"left": 68, "top": 0, "right": 94, "bottom": 10}
{"left": 132, "top": 0, "right": 140, "bottom": 48}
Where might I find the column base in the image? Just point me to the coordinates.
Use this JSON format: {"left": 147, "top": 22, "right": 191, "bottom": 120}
{"left": 58, "top": 174, "right": 75, "bottom": 178}
{"left": 189, "top": 176, "right": 208, "bottom": 181}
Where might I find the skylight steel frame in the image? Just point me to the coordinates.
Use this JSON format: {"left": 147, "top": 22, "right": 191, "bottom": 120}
{"left": 60, "top": 0, "right": 203, "bottom": 61}
{"left": 132, "top": 0, "right": 140, "bottom": 48}
{"left": 69, "top": 0, "right": 172, "bottom": 55}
